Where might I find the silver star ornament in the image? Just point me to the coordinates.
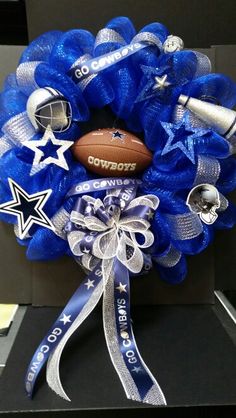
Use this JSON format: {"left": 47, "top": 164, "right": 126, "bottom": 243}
{"left": 24, "top": 125, "right": 74, "bottom": 175}
{"left": 153, "top": 74, "right": 171, "bottom": 91}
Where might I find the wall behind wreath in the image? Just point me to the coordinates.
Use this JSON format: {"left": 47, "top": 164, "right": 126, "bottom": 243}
{"left": 25, "top": 0, "right": 236, "bottom": 47}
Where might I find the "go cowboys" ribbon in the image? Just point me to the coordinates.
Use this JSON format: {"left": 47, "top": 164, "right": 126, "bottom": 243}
{"left": 25, "top": 178, "right": 167, "bottom": 406}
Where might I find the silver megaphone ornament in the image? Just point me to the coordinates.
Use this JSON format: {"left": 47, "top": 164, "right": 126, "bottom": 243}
{"left": 178, "top": 94, "right": 236, "bottom": 139}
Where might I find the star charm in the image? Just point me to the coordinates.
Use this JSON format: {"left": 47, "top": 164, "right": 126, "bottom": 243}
{"left": 110, "top": 130, "right": 126, "bottom": 141}
{"left": 24, "top": 125, "right": 74, "bottom": 175}
{"left": 161, "top": 116, "right": 209, "bottom": 164}
{"left": 59, "top": 313, "right": 72, "bottom": 325}
{"left": 84, "top": 279, "right": 95, "bottom": 290}
{"left": 132, "top": 366, "right": 142, "bottom": 373}
{"left": 153, "top": 74, "right": 171, "bottom": 91}
{"left": 135, "top": 65, "right": 172, "bottom": 103}
{"left": 146, "top": 209, "right": 154, "bottom": 220}
{"left": 0, "top": 179, "right": 54, "bottom": 239}
{"left": 116, "top": 282, "right": 127, "bottom": 293}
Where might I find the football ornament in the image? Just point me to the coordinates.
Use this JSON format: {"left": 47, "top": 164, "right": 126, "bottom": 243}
{"left": 72, "top": 128, "right": 153, "bottom": 176}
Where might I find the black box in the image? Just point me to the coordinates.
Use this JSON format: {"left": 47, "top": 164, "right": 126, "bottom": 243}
{"left": 0, "top": 300, "right": 235, "bottom": 417}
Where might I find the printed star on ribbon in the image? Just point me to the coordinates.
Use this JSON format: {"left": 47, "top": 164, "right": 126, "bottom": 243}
{"left": 59, "top": 314, "right": 72, "bottom": 325}
{"left": 146, "top": 209, "right": 154, "bottom": 220}
{"left": 161, "top": 115, "right": 209, "bottom": 164}
{"left": 24, "top": 125, "right": 74, "bottom": 175}
{"left": 132, "top": 366, "right": 142, "bottom": 373}
{"left": 135, "top": 65, "right": 172, "bottom": 103}
{"left": 84, "top": 279, "right": 95, "bottom": 290}
{"left": 0, "top": 179, "right": 54, "bottom": 239}
{"left": 116, "top": 282, "right": 127, "bottom": 293}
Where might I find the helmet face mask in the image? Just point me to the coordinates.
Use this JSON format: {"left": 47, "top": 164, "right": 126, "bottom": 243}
{"left": 35, "top": 99, "right": 72, "bottom": 132}
{"left": 186, "top": 183, "right": 221, "bottom": 225}
{"left": 27, "top": 87, "right": 72, "bottom": 133}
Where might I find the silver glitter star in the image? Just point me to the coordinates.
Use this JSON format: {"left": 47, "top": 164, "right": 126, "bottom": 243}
{"left": 153, "top": 74, "right": 171, "bottom": 91}
{"left": 24, "top": 125, "right": 74, "bottom": 175}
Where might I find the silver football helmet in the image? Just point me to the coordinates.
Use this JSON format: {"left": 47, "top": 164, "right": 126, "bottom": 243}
{"left": 186, "top": 183, "right": 220, "bottom": 225}
{"left": 27, "top": 87, "right": 72, "bottom": 132}
{"left": 163, "top": 35, "right": 184, "bottom": 53}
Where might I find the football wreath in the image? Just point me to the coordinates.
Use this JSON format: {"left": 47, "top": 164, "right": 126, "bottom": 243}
{"left": 0, "top": 16, "right": 236, "bottom": 406}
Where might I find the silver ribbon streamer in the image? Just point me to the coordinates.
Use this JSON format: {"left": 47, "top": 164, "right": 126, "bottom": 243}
{"left": 46, "top": 278, "right": 104, "bottom": 401}
{"left": 46, "top": 189, "right": 166, "bottom": 405}
{"left": 16, "top": 61, "right": 41, "bottom": 95}
{"left": 194, "top": 155, "right": 221, "bottom": 186}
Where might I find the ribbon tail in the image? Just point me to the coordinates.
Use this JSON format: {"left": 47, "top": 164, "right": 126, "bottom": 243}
{"left": 46, "top": 269, "right": 104, "bottom": 401}
{"left": 103, "top": 259, "right": 167, "bottom": 405}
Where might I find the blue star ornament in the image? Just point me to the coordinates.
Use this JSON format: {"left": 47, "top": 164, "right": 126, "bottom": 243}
{"left": 24, "top": 125, "right": 74, "bottom": 175}
{"left": 135, "top": 65, "right": 172, "bottom": 103}
{"left": 161, "top": 116, "right": 209, "bottom": 164}
{"left": 0, "top": 179, "right": 54, "bottom": 239}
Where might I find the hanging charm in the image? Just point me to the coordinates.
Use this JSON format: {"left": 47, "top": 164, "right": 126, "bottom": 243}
{"left": 186, "top": 183, "right": 226, "bottom": 225}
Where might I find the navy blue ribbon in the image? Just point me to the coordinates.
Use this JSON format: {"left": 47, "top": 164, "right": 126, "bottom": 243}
{"left": 67, "top": 42, "right": 147, "bottom": 82}
{"left": 113, "top": 259, "right": 155, "bottom": 399}
{"left": 25, "top": 262, "right": 103, "bottom": 396}
{"left": 67, "top": 177, "right": 142, "bottom": 198}
{"left": 25, "top": 177, "right": 166, "bottom": 405}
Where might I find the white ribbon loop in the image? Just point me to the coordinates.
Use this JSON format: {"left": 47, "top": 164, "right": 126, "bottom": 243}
{"left": 67, "top": 190, "right": 159, "bottom": 273}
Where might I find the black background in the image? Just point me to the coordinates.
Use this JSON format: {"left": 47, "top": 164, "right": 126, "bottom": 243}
{"left": 26, "top": 0, "right": 236, "bottom": 46}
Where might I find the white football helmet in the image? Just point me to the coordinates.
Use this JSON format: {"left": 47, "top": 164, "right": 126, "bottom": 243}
{"left": 186, "top": 183, "right": 221, "bottom": 225}
{"left": 26, "top": 87, "right": 72, "bottom": 132}
{"left": 163, "top": 35, "right": 184, "bottom": 53}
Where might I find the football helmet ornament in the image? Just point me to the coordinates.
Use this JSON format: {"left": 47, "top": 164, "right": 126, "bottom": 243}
{"left": 26, "top": 87, "right": 72, "bottom": 132}
{"left": 163, "top": 35, "right": 184, "bottom": 53}
{"left": 186, "top": 183, "right": 221, "bottom": 225}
